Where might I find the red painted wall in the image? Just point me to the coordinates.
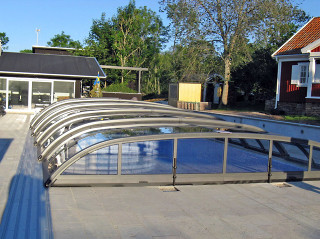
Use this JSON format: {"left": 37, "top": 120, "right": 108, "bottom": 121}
{"left": 312, "top": 83, "right": 320, "bottom": 96}
{"left": 311, "top": 46, "right": 320, "bottom": 52}
{"left": 279, "top": 61, "right": 307, "bottom": 103}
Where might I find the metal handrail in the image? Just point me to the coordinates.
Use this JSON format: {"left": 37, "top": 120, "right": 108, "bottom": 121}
{"left": 38, "top": 117, "right": 265, "bottom": 162}
{"left": 31, "top": 102, "right": 196, "bottom": 136}
{"left": 44, "top": 132, "right": 293, "bottom": 187}
{"left": 30, "top": 98, "right": 174, "bottom": 130}
{"left": 34, "top": 108, "right": 222, "bottom": 145}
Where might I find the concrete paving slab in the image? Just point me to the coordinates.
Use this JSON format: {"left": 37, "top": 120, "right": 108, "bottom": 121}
{"left": 1, "top": 113, "right": 320, "bottom": 238}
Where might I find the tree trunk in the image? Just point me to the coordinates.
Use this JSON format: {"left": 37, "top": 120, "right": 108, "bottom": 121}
{"left": 220, "top": 56, "right": 231, "bottom": 106}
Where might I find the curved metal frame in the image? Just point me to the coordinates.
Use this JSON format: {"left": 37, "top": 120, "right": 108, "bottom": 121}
{"left": 31, "top": 98, "right": 320, "bottom": 187}
{"left": 31, "top": 101, "right": 187, "bottom": 136}
{"left": 30, "top": 98, "right": 173, "bottom": 130}
{"left": 45, "top": 132, "right": 294, "bottom": 187}
{"left": 34, "top": 108, "right": 223, "bottom": 147}
{"left": 38, "top": 117, "right": 265, "bottom": 162}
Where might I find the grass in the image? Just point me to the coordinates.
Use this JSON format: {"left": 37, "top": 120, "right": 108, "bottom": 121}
{"left": 284, "top": 115, "right": 320, "bottom": 122}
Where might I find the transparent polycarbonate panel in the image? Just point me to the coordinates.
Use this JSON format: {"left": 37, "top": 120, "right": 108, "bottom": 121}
{"left": 62, "top": 145, "right": 118, "bottom": 175}
{"left": 8, "top": 80, "right": 29, "bottom": 109}
{"left": 244, "top": 139, "right": 267, "bottom": 151}
{"left": 121, "top": 140, "right": 173, "bottom": 175}
{"left": 312, "top": 146, "right": 320, "bottom": 171}
{"left": 32, "top": 81, "right": 52, "bottom": 108}
{"left": 64, "top": 132, "right": 110, "bottom": 159}
{"left": 272, "top": 141, "right": 308, "bottom": 172}
{"left": 227, "top": 139, "right": 269, "bottom": 173}
{"left": 0, "top": 79, "right": 6, "bottom": 108}
{"left": 53, "top": 81, "right": 74, "bottom": 102}
{"left": 177, "top": 138, "right": 224, "bottom": 174}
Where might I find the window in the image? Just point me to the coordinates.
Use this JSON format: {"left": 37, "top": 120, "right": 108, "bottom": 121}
{"left": 314, "top": 64, "right": 320, "bottom": 83}
{"left": 53, "top": 81, "right": 75, "bottom": 102}
{"left": 8, "top": 80, "right": 29, "bottom": 109}
{"left": 291, "top": 63, "right": 309, "bottom": 86}
{"left": 300, "top": 65, "right": 308, "bottom": 84}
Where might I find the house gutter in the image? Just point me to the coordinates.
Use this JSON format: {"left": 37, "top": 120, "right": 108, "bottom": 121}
{"left": 0, "top": 70, "right": 106, "bottom": 79}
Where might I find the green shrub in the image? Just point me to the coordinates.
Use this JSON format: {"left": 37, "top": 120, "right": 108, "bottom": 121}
{"left": 102, "top": 82, "right": 137, "bottom": 93}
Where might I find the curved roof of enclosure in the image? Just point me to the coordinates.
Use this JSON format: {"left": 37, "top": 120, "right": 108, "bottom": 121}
{"left": 31, "top": 98, "right": 320, "bottom": 187}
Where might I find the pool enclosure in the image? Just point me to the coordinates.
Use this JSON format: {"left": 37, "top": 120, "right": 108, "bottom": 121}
{"left": 30, "top": 98, "right": 320, "bottom": 187}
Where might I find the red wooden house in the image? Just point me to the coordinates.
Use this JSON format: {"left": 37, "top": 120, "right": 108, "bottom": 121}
{"left": 272, "top": 17, "right": 320, "bottom": 116}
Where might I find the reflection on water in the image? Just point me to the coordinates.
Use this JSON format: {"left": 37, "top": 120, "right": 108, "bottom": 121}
{"left": 121, "top": 140, "right": 173, "bottom": 175}
{"left": 60, "top": 132, "right": 315, "bottom": 176}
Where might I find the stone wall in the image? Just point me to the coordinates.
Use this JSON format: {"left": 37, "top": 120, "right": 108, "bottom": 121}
{"left": 277, "top": 102, "right": 306, "bottom": 115}
{"left": 177, "top": 101, "right": 211, "bottom": 111}
{"left": 264, "top": 99, "right": 275, "bottom": 112}
{"left": 265, "top": 97, "right": 320, "bottom": 116}
{"left": 273, "top": 102, "right": 320, "bottom": 116}
{"left": 306, "top": 103, "right": 320, "bottom": 116}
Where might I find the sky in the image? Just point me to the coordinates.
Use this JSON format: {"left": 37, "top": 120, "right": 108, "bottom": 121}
{"left": 0, "top": 0, "right": 319, "bottom": 53}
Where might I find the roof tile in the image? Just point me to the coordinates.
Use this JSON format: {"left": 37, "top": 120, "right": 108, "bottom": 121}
{"left": 275, "top": 17, "right": 320, "bottom": 56}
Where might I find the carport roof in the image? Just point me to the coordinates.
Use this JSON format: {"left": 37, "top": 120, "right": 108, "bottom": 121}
{"left": 0, "top": 52, "right": 106, "bottom": 79}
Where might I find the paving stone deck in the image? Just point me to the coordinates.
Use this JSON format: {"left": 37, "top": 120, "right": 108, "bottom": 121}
{"left": 0, "top": 113, "right": 319, "bottom": 239}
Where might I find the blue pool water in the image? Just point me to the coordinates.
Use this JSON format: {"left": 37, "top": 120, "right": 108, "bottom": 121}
{"left": 63, "top": 136, "right": 312, "bottom": 175}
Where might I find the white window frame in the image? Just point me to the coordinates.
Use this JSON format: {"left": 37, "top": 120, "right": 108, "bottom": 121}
{"left": 291, "top": 63, "right": 309, "bottom": 87}
{"left": 314, "top": 64, "right": 320, "bottom": 83}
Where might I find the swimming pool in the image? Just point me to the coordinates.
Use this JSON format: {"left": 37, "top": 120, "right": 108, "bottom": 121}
{"left": 30, "top": 98, "right": 320, "bottom": 187}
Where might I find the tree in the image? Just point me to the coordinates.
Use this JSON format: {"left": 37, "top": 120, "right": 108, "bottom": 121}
{"left": 160, "top": 0, "right": 308, "bottom": 106}
{"left": 47, "top": 31, "right": 82, "bottom": 48}
{"left": 20, "top": 49, "right": 32, "bottom": 53}
{"left": 80, "top": 1, "right": 168, "bottom": 88}
{"left": 0, "top": 32, "right": 9, "bottom": 49}
{"left": 253, "top": 2, "right": 309, "bottom": 51}
{"left": 231, "top": 45, "right": 278, "bottom": 103}
{"left": 111, "top": 1, "right": 167, "bottom": 83}
{"left": 231, "top": 3, "right": 310, "bottom": 104}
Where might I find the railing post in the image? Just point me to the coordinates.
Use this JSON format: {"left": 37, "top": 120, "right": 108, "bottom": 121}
{"left": 223, "top": 137, "right": 228, "bottom": 174}
{"left": 308, "top": 145, "right": 313, "bottom": 172}
{"left": 118, "top": 143, "right": 122, "bottom": 175}
{"left": 268, "top": 140, "right": 273, "bottom": 183}
{"left": 173, "top": 138, "right": 178, "bottom": 186}
{"left": 173, "top": 157, "right": 177, "bottom": 186}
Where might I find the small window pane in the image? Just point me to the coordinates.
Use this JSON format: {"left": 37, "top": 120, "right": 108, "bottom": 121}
{"left": 312, "top": 146, "right": 320, "bottom": 171}
{"left": 32, "top": 82, "right": 51, "bottom": 108}
{"left": 272, "top": 141, "right": 308, "bottom": 172}
{"left": 9, "top": 80, "right": 29, "bottom": 109}
{"left": 62, "top": 145, "right": 118, "bottom": 175}
{"left": 177, "top": 138, "right": 224, "bottom": 174}
{"left": 0, "top": 79, "right": 6, "bottom": 108}
{"left": 122, "top": 140, "right": 173, "bottom": 175}
{"left": 227, "top": 138, "right": 269, "bottom": 173}
{"left": 53, "top": 81, "right": 74, "bottom": 102}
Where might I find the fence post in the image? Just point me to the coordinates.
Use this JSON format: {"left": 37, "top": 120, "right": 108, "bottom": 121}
{"left": 173, "top": 138, "right": 178, "bottom": 186}
{"left": 223, "top": 137, "right": 228, "bottom": 174}
{"left": 268, "top": 140, "right": 273, "bottom": 183}
{"left": 308, "top": 145, "right": 313, "bottom": 171}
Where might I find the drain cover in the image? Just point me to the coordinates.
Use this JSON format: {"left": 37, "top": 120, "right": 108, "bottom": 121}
{"left": 159, "top": 186, "right": 180, "bottom": 192}
{"left": 273, "top": 183, "right": 292, "bottom": 188}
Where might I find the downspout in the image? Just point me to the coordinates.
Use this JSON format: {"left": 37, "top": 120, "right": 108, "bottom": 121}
{"left": 307, "top": 56, "right": 315, "bottom": 98}
{"left": 275, "top": 57, "right": 281, "bottom": 109}
{"left": 0, "top": 40, "right": 2, "bottom": 56}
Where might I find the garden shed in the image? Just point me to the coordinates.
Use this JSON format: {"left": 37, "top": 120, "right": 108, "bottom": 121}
{"left": 0, "top": 50, "right": 105, "bottom": 112}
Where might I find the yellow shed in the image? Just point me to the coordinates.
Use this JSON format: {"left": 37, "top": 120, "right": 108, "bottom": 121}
{"left": 178, "top": 83, "right": 201, "bottom": 102}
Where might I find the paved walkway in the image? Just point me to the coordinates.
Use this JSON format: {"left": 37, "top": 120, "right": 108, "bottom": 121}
{"left": 0, "top": 114, "right": 52, "bottom": 238}
{"left": 0, "top": 113, "right": 319, "bottom": 238}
